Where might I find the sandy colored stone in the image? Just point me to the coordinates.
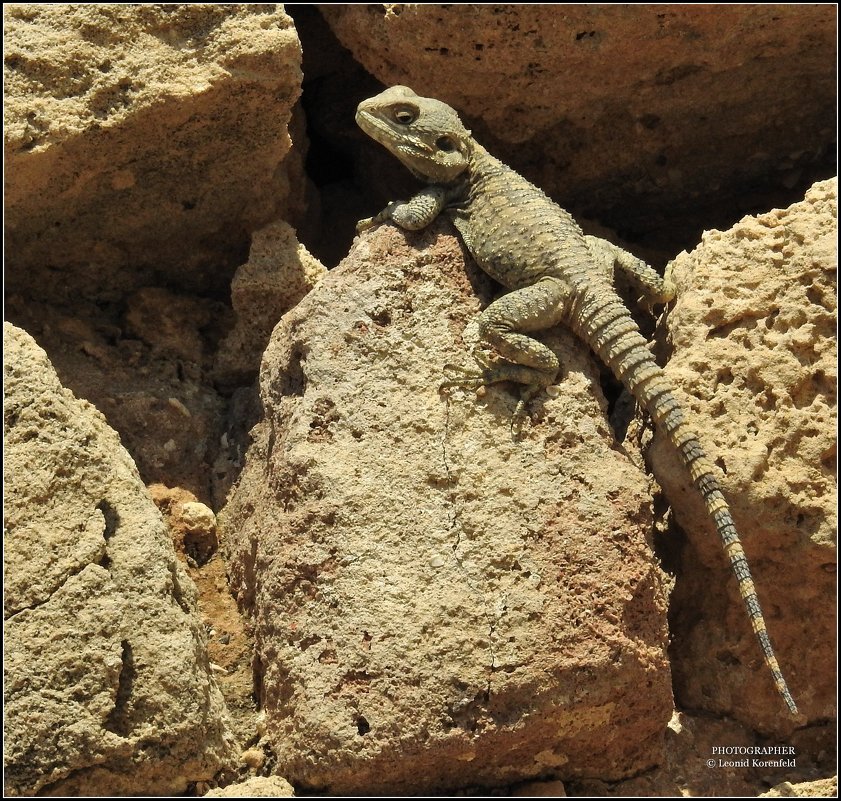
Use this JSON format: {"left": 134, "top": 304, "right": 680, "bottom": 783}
{"left": 221, "top": 221, "right": 673, "bottom": 794}
{"left": 650, "top": 179, "right": 837, "bottom": 733}
{"left": 149, "top": 484, "right": 218, "bottom": 566}
{"left": 215, "top": 219, "right": 327, "bottom": 388}
{"left": 3, "top": 4, "right": 307, "bottom": 504}
{"left": 322, "top": 6, "right": 834, "bottom": 251}
{"left": 762, "top": 777, "right": 838, "bottom": 797}
{"left": 204, "top": 775, "right": 295, "bottom": 797}
{"left": 148, "top": 483, "right": 257, "bottom": 747}
{"left": 5, "top": 290, "right": 228, "bottom": 503}
{"left": 123, "top": 287, "right": 216, "bottom": 364}
{"left": 3, "top": 323, "right": 237, "bottom": 795}
{"left": 4, "top": 4, "right": 303, "bottom": 302}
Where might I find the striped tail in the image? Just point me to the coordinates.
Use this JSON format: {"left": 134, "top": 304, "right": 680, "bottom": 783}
{"left": 570, "top": 289, "right": 798, "bottom": 714}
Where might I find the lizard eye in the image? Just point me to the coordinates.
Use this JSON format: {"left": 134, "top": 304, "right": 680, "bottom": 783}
{"left": 393, "top": 106, "right": 417, "bottom": 125}
{"left": 436, "top": 136, "right": 455, "bottom": 152}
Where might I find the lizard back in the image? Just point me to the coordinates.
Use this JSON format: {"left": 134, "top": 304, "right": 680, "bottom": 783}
{"left": 449, "top": 144, "right": 596, "bottom": 292}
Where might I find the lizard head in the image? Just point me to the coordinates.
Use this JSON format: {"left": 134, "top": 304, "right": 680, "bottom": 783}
{"left": 356, "top": 86, "right": 472, "bottom": 184}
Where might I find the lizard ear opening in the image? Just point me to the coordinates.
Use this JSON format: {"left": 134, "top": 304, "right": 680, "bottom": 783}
{"left": 428, "top": 145, "right": 470, "bottom": 183}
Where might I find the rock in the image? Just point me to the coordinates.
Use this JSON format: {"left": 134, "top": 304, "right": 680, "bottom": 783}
{"left": 5, "top": 285, "right": 231, "bottom": 502}
{"left": 214, "top": 220, "right": 327, "bottom": 388}
{"left": 149, "top": 484, "right": 218, "bottom": 566}
{"left": 204, "top": 775, "right": 295, "bottom": 797}
{"left": 123, "top": 287, "right": 216, "bottom": 364}
{"left": 220, "top": 221, "right": 672, "bottom": 794}
{"left": 3, "top": 4, "right": 308, "bottom": 502}
{"left": 761, "top": 777, "right": 838, "bottom": 797}
{"left": 148, "top": 482, "right": 257, "bottom": 748}
{"left": 322, "top": 6, "right": 834, "bottom": 251}
{"left": 650, "top": 179, "right": 837, "bottom": 732}
{"left": 4, "top": 4, "right": 304, "bottom": 303}
{"left": 3, "top": 323, "right": 237, "bottom": 795}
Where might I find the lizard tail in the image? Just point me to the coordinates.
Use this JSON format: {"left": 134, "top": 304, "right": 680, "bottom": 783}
{"left": 569, "top": 291, "right": 798, "bottom": 714}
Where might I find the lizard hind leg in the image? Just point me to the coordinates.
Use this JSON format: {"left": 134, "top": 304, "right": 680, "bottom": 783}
{"left": 584, "top": 235, "right": 675, "bottom": 308}
{"left": 440, "top": 279, "right": 568, "bottom": 424}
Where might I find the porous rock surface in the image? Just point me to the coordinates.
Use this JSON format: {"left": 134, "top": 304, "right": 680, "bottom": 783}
{"left": 204, "top": 775, "right": 295, "bottom": 797}
{"left": 149, "top": 484, "right": 257, "bottom": 749}
{"left": 3, "top": 323, "right": 237, "bottom": 795}
{"left": 4, "top": 288, "right": 229, "bottom": 503}
{"left": 4, "top": 4, "right": 835, "bottom": 794}
{"left": 214, "top": 219, "right": 327, "bottom": 388}
{"left": 322, "top": 5, "right": 835, "bottom": 246}
{"left": 3, "top": 4, "right": 310, "bottom": 502}
{"left": 221, "top": 221, "right": 673, "bottom": 794}
{"left": 761, "top": 777, "right": 838, "bottom": 797}
{"left": 4, "top": 4, "right": 304, "bottom": 302}
{"left": 650, "top": 179, "right": 837, "bottom": 734}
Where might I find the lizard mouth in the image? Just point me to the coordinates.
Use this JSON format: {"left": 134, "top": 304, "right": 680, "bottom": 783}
{"left": 354, "top": 108, "right": 372, "bottom": 128}
{"left": 355, "top": 109, "right": 401, "bottom": 148}
{"left": 356, "top": 109, "right": 434, "bottom": 175}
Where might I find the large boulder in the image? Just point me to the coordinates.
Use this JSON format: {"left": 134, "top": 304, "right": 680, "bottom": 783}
{"left": 221, "top": 221, "right": 673, "bottom": 793}
{"left": 4, "top": 4, "right": 304, "bottom": 302}
{"left": 4, "top": 323, "right": 237, "bottom": 795}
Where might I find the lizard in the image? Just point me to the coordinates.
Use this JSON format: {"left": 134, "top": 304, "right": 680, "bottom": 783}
{"left": 354, "top": 85, "right": 799, "bottom": 716}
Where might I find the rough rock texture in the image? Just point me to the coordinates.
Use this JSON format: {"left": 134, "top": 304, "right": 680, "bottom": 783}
{"left": 3, "top": 2, "right": 310, "bottom": 505}
{"left": 761, "top": 777, "right": 838, "bottom": 797}
{"left": 321, "top": 5, "right": 835, "bottom": 252}
{"left": 650, "top": 179, "right": 837, "bottom": 734}
{"left": 3, "top": 323, "right": 237, "bottom": 796}
{"left": 4, "top": 4, "right": 835, "bottom": 794}
{"left": 221, "top": 221, "right": 673, "bottom": 794}
{"left": 214, "top": 219, "right": 327, "bottom": 389}
{"left": 4, "top": 4, "right": 304, "bottom": 302}
{"left": 149, "top": 484, "right": 219, "bottom": 567}
{"left": 149, "top": 483, "right": 258, "bottom": 747}
{"left": 204, "top": 775, "right": 295, "bottom": 797}
{"left": 4, "top": 289, "right": 229, "bottom": 503}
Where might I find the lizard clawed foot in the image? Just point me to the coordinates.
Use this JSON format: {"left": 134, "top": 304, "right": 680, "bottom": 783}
{"left": 440, "top": 361, "right": 558, "bottom": 435}
{"left": 356, "top": 201, "right": 406, "bottom": 233}
{"left": 440, "top": 354, "right": 553, "bottom": 391}
{"left": 439, "top": 362, "right": 492, "bottom": 393}
{"left": 439, "top": 351, "right": 515, "bottom": 392}
{"left": 510, "top": 384, "right": 546, "bottom": 436}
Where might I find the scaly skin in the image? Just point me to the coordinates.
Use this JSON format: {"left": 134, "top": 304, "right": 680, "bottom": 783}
{"left": 356, "top": 85, "right": 797, "bottom": 715}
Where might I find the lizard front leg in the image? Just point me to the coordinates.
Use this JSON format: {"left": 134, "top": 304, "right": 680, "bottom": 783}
{"left": 442, "top": 276, "right": 571, "bottom": 420}
{"left": 357, "top": 186, "right": 449, "bottom": 232}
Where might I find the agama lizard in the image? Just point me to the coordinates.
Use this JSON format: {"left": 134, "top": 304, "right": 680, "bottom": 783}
{"left": 355, "top": 85, "right": 797, "bottom": 715}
